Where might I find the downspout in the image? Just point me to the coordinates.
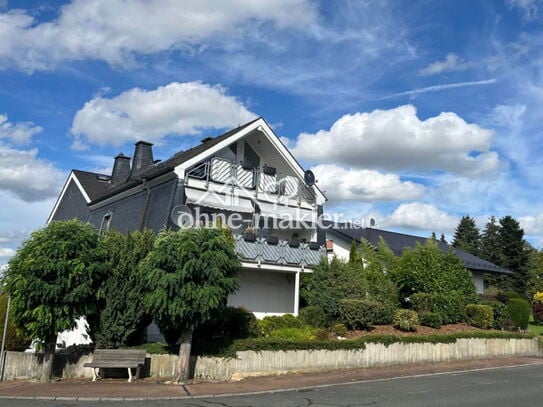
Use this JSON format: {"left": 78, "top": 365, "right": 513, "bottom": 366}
{"left": 139, "top": 179, "right": 151, "bottom": 232}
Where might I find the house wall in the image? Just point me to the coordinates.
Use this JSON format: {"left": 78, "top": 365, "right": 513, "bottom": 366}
{"left": 327, "top": 232, "right": 352, "bottom": 262}
{"left": 227, "top": 269, "right": 295, "bottom": 318}
{"left": 51, "top": 180, "right": 90, "bottom": 222}
{"left": 87, "top": 177, "right": 177, "bottom": 234}
{"left": 471, "top": 270, "right": 485, "bottom": 294}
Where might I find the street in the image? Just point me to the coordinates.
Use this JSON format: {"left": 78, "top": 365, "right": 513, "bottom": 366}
{"left": 2, "top": 363, "right": 543, "bottom": 407}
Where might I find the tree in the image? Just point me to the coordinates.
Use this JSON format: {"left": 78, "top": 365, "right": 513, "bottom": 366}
{"left": 499, "top": 216, "right": 530, "bottom": 295}
{"left": 349, "top": 240, "right": 362, "bottom": 264}
{"left": 527, "top": 248, "right": 543, "bottom": 298}
{"left": 94, "top": 230, "right": 155, "bottom": 348}
{"left": 301, "top": 257, "right": 367, "bottom": 319}
{"left": 391, "top": 239, "right": 476, "bottom": 300}
{"left": 140, "top": 227, "right": 240, "bottom": 383}
{"left": 452, "top": 216, "right": 481, "bottom": 256}
{"left": 440, "top": 234, "right": 447, "bottom": 244}
{"left": 480, "top": 216, "right": 508, "bottom": 289}
{"left": 4, "top": 220, "right": 107, "bottom": 380}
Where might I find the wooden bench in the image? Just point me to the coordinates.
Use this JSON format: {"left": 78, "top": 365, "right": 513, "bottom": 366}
{"left": 83, "top": 349, "right": 146, "bottom": 382}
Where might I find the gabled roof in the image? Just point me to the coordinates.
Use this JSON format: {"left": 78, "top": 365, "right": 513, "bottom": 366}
{"left": 71, "top": 170, "right": 112, "bottom": 201}
{"left": 87, "top": 118, "right": 262, "bottom": 204}
{"left": 326, "top": 221, "right": 511, "bottom": 275}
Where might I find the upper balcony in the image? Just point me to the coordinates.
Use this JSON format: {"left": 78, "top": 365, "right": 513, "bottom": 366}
{"left": 185, "top": 157, "right": 317, "bottom": 208}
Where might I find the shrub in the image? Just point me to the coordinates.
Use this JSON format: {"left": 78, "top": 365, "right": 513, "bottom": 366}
{"left": 419, "top": 312, "right": 443, "bottom": 329}
{"left": 483, "top": 301, "right": 510, "bottom": 330}
{"left": 299, "top": 306, "right": 328, "bottom": 328}
{"left": 410, "top": 293, "right": 433, "bottom": 313}
{"left": 330, "top": 322, "right": 348, "bottom": 337}
{"left": 393, "top": 309, "right": 419, "bottom": 332}
{"left": 507, "top": 298, "right": 531, "bottom": 330}
{"left": 533, "top": 292, "right": 543, "bottom": 304}
{"left": 409, "top": 292, "right": 466, "bottom": 324}
{"left": 373, "top": 302, "right": 397, "bottom": 325}
{"left": 338, "top": 299, "right": 379, "bottom": 330}
{"left": 257, "top": 314, "right": 304, "bottom": 337}
{"left": 192, "top": 307, "right": 259, "bottom": 355}
{"left": 267, "top": 327, "right": 317, "bottom": 341}
{"left": 466, "top": 304, "right": 494, "bottom": 329}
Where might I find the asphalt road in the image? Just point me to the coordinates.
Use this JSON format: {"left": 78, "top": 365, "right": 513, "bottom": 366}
{"left": 2, "top": 363, "right": 543, "bottom": 407}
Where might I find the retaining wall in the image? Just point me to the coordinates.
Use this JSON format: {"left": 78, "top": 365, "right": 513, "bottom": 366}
{"left": 2, "top": 337, "right": 538, "bottom": 381}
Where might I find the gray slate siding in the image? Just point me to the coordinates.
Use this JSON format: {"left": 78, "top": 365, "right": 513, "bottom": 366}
{"left": 51, "top": 180, "right": 90, "bottom": 222}
{"left": 87, "top": 177, "right": 177, "bottom": 234}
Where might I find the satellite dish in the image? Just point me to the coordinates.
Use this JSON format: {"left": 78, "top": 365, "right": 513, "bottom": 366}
{"left": 304, "top": 170, "right": 316, "bottom": 186}
{"left": 370, "top": 218, "right": 376, "bottom": 227}
{"left": 170, "top": 205, "right": 194, "bottom": 228}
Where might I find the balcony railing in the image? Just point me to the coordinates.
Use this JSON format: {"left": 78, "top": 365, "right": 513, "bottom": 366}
{"left": 187, "top": 157, "right": 316, "bottom": 205}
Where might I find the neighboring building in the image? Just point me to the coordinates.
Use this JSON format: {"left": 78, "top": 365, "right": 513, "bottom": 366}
{"left": 325, "top": 223, "right": 511, "bottom": 294}
{"left": 49, "top": 117, "right": 327, "bottom": 320}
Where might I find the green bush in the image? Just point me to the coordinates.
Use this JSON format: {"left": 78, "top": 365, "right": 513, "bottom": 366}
{"left": 410, "top": 293, "right": 433, "bottom": 312}
{"left": 466, "top": 304, "right": 494, "bottom": 329}
{"left": 299, "top": 306, "right": 328, "bottom": 328}
{"left": 268, "top": 327, "right": 317, "bottom": 341}
{"left": 192, "top": 307, "right": 259, "bottom": 355}
{"left": 507, "top": 298, "right": 531, "bottom": 330}
{"left": 393, "top": 309, "right": 419, "bottom": 332}
{"left": 257, "top": 314, "right": 304, "bottom": 337}
{"left": 409, "top": 292, "right": 466, "bottom": 324}
{"left": 129, "top": 342, "right": 171, "bottom": 354}
{"left": 419, "top": 312, "right": 443, "bottom": 329}
{"left": 373, "top": 302, "right": 397, "bottom": 325}
{"left": 330, "top": 322, "right": 348, "bottom": 337}
{"left": 338, "top": 299, "right": 379, "bottom": 330}
{"left": 489, "top": 301, "right": 510, "bottom": 330}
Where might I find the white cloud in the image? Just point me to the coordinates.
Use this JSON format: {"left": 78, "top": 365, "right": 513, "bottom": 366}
{"left": 0, "top": 114, "right": 43, "bottom": 145}
{"left": 0, "top": 247, "right": 15, "bottom": 258}
{"left": 519, "top": 213, "right": 543, "bottom": 235}
{"left": 71, "top": 81, "right": 257, "bottom": 147}
{"left": 0, "top": 0, "right": 316, "bottom": 71}
{"left": 507, "top": 0, "right": 541, "bottom": 20}
{"left": 0, "top": 145, "right": 65, "bottom": 201}
{"left": 311, "top": 164, "right": 425, "bottom": 202}
{"left": 292, "top": 105, "right": 499, "bottom": 177}
{"left": 419, "top": 53, "right": 469, "bottom": 76}
{"left": 382, "top": 202, "right": 458, "bottom": 232}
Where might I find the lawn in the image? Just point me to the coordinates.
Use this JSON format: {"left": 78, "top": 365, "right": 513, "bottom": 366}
{"left": 528, "top": 316, "right": 543, "bottom": 335}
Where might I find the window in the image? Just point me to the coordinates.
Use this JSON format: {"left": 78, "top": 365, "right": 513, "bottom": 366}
{"left": 99, "top": 212, "right": 113, "bottom": 234}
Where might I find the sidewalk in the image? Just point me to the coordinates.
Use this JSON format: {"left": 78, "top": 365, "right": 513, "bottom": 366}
{"left": 0, "top": 357, "right": 541, "bottom": 401}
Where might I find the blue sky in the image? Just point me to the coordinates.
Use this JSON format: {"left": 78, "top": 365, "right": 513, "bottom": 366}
{"left": 1, "top": 0, "right": 543, "bottom": 264}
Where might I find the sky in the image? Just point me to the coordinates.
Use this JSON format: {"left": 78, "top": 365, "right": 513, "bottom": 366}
{"left": 1, "top": 0, "right": 543, "bottom": 266}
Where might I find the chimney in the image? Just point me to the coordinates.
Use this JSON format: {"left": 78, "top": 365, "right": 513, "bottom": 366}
{"left": 111, "top": 153, "right": 131, "bottom": 185}
{"left": 130, "top": 141, "right": 154, "bottom": 179}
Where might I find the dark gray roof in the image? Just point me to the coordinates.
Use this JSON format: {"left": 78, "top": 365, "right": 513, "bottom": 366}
{"left": 72, "top": 170, "right": 112, "bottom": 201}
{"left": 325, "top": 222, "right": 511, "bottom": 275}
{"left": 235, "top": 235, "right": 325, "bottom": 267}
{"left": 86, "top": 118, "right": 261, "bottom": 204}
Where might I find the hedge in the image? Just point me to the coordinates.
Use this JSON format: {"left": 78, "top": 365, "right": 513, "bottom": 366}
{"left": 217, "top": 331, "right": 533, "bottom": 358}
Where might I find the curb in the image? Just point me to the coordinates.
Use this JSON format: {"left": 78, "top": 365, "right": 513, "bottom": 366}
{"left": 1, "top": 360, "right": 543, "bottom": 402}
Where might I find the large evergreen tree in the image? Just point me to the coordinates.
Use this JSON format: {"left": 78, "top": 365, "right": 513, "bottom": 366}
{"left": 499, "top": 215, "right": 530, "bottom": 295}
{"left": 4, "top": 220, "right": 107, "bottom": 380}
{"left": 452, "top": 215, "right": 481, "bottom": 256}
{"left": 480, "top": 216, "right": 504, "bottom": 266}
{"left": 480, "top": 216, "right": 508, "bottom": 289}
{"left": 94, "top": 230, "right": 155, "bottom": 348}
{"left": 140, "top": 227, "right": 240, "bottom": 383}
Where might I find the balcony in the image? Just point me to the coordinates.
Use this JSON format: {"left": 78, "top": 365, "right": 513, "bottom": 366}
{"left": 186, "top": 157, "right": 316, "bottom": 206}
{"left": 234, "top": 234, "right": 325, "bottom": 267}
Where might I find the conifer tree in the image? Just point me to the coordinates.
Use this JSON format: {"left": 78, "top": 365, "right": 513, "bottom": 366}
{"left": 452, "top": 215, "right": 481, "bottom": 256}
